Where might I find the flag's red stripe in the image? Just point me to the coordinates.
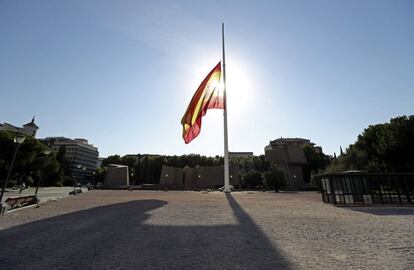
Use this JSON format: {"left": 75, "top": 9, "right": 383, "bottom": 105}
{"left": 183, "top": 62, "right": 221, "bottom": 119}
{"left": 181, "top": 62, "right": 223, "bottom": 144}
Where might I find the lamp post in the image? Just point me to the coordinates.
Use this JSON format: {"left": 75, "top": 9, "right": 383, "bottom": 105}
{"left": 130, "top": 170, "right": 135, "bottom": 185}
{"left": 34, "top": 149, "right": 52, "bottom": 203}
{"left": 196, "top": 174, "right": 201, "bottom": 190}
{"left": 80, "top": 166, "right": 86, "bottom": 192}
{"left": 0, "top": 135, "right": 26, "bottom": 213}
{"left": 92, "top": 171, "right": 96, "bottom": 185}
{"left": 73, "top": 164, "right": 82, "bottom": 195}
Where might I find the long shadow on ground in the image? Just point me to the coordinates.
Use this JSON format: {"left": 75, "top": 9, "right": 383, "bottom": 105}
{"left": 346, "top": 207, "right": 414, "bottom": 216}
{"left": 0, "top": 196, "right": 292, "bottom": 270}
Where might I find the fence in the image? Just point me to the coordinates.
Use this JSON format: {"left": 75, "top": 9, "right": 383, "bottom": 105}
{"left": 318, "top": 172, "right": 414, "bottom": 205}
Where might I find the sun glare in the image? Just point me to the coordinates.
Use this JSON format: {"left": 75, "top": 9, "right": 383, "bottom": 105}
{"left": 184, "top": 55, "right": 256, "bottom": 117}
{"left": 225, "top": 58, "right": 255, "bottom": 115}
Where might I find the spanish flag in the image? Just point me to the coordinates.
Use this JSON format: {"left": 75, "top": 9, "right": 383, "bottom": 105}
{"left": 181, "top": 62, "right": 224, "bottom": 144}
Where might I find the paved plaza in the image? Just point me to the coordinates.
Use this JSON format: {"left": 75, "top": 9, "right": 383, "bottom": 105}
{"left": 0, "top": 191, "right": 413, "bottom": 269}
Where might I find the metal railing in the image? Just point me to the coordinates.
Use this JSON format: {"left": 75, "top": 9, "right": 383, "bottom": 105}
{"left": 318, "top": 172, "right": 414, "bottom": 205}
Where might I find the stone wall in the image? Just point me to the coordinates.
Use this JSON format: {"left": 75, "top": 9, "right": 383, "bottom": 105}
{"left": 159, "top": 165, "right": 184, "bottom": 189}
{"left": 105, "top": 164, "right": 129, "bottom": 187}
{"left": 159, "top": 165, "right": 240, "bottom": 189}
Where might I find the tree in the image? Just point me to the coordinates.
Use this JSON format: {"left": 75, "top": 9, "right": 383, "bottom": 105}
{"left": 42, "top": 157, "right": 63, "bottom": 186}
{"left": 101, "top": 155, "right": 121, "bottom": 167}
{"left": 242, "top": 169, "right": 262, "bottom": 189}
{"left": 0, "top": 131, "right": 63, "bottom": 187}
{"left": 263, "top": 165, "right": 287, "bottom": 192}
{"left": 325, "top": 115, "right": 414, "bottom": 173}
{"left": 55, "top": 145, "right": 67, "bottom": 171}
{"left": 120, "top": 155, "right": 137, "bottom": 170}
{"left": 94, "top": 167, "right": 107, "bottom": 184}
{"left": 303, "top": 146, "right": 331, "bottom": 182}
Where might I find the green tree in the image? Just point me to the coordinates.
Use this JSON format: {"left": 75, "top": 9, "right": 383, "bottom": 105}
{"left": 242, "top": 169, "right": 263, "bottom": 189}
{"left": 120, "top": 155, "right": 137, "bottom": 170}
{"left": 101, "top": 155, "right": 122, "bottom": 167}
{"left": 263, "top": 165, "right": 287, "bottom": 192}
{"left": 94, "top": 167, "right": 107, "bottom": 184}
{"left": 303, "top": 146, "right": 331, "bottom": 182}
{"left": 0, "top": 131, "right": 62, "bottom": 187}
{"left": 325, "top": 115, "right": 414, "bottom": 173}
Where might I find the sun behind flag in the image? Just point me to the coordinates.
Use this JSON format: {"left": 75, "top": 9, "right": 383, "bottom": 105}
{"left": 181, "top": 62, "right": 224, "bottom": 144}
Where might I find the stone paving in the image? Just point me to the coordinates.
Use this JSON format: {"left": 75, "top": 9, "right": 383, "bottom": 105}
{"left": 0, "top": 190, "right": 413, "bottom": 269}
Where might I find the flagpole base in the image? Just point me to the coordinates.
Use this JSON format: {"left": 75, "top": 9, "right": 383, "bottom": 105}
{"left": 223, "top": 189, "right": 231, "bottom": 193}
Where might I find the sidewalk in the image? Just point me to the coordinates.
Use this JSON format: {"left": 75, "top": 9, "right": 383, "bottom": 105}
{"left": 1, "top": 186, "right": 87, "bottom": 209}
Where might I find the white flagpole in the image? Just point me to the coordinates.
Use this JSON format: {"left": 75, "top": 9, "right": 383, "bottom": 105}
{"left": 222, "top": 22, "right": 230, "bottom": 193}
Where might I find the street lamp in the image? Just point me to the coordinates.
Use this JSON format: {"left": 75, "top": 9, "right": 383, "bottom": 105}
{"left": 80, "top": 166, "right": 86, "bottom": 192}
{"left": 92, "top": 171, "right": 96, "bottom": 185}
{"left": 196, "top": 174, "right": 201, "bottom": 190}
{"left": 34, "top": 149, "right": 52, "bottom": 202}
{"left": 73, "top": 164, "right": 82, "bottom": 195}
{"left": 0, "top": 135, "right": 26, "bottom": 214}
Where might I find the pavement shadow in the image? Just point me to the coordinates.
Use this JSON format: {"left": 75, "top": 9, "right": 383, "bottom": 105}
{"left": 0, "top": 197, "right": 292, "bottom": 270}
{"left": 347, "top": 207, "right": 414, "bottom": 216}
{"left": 224, "top": 193, "right": 293, "bottom": 269}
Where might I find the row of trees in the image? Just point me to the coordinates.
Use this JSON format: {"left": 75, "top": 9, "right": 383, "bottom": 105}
{"left": 0, "top": 130, "right": 291, "bottom": 190}
{"left": 242, "top": 166, "right": 287, "bottom": 191}
{"left": 0, "top": 131, "right": 64, "bottom": 187}
{"left": 100, "top": 154, "right": 224, "bottom": 185}
{"left": 100, "top": 153, "right": 291, "bottom": 191}
{"left": 325, "top": 115, "right": 414, "bottom": 173}
{"left": 6, "top": 115, "right": 409, "bottom": 189}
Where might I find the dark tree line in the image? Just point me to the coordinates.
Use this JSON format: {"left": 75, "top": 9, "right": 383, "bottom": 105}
{"left": 99, "top": 153, "right": 292, "bottom": 190}
{"left": 326, "top": 115, "right": 414, "bottom": 173}
{"left": 0, "top": 131, "right": 63, "bottom": 187}
{"left": 303, "top": 146, "right": 332, "bottom": 182}
{"left": 100, "top": 154, "right": 224, "bottom": 185}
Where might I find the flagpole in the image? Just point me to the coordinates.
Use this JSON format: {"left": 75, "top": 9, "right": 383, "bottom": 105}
{"left": 222, "top": 22, "right": 230, "bottom": 193}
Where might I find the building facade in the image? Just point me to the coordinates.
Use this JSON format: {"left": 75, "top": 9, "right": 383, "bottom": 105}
{"left": 0, "top": 117, "right": 39, "bottom": 137}
{"left": 264, "top": 137, "right": 322, "bottom": 189}
{"left": 40, "top": 137, "right": 99, "bottom": 181}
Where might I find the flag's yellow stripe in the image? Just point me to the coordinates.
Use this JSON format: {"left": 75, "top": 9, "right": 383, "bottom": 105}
{"left": 190, "top": 71, "right": 221, "bottom": 125}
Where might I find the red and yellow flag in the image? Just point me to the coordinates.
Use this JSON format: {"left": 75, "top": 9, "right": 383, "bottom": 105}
{"left": 181, "top": 62, "right": 224, "bottom": 144}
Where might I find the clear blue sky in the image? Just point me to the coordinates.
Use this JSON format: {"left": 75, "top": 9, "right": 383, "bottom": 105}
{"left": 1, "top": 0, "right": 413, "bottom": 157}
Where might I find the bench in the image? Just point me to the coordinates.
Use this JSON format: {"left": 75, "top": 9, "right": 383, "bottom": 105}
{"left": 5, "top": 195, "right": 37, "bottom": 209}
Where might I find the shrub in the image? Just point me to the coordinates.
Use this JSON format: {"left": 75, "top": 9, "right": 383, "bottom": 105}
{"left": 242, "top": 169, "right": 263, "bottom": 189}
{"left": 263, "top": 165, "right": 287, "bottom": 192}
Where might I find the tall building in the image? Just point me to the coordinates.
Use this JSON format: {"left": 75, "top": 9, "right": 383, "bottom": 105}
{"left": 264, "top": 137, "right": 322, "bottom": 189}
{"left": 0, "top": 117, "right": 39, "bottom": 137}
{"left": 40, "top": 137, "right": 99, "bottom": 181}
